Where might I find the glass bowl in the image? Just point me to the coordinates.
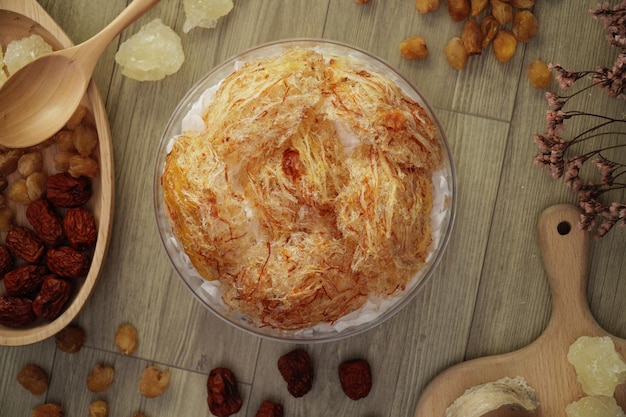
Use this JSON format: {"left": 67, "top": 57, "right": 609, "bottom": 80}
{"left": 153, "top": 39, "right": 456, "bottom": 343}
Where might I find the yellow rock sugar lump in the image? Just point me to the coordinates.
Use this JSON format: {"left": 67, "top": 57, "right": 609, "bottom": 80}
{"left": 115, "top": 19, "right": 184, "bottom": 81}
{"left": 567, "top": 336, "right": 626, "bottom": 396}
{"left": 565, "top": 395, "right": 626, "bottom": 417}
{"left": 3, "top": 34, "right": 52, "bottom": 75}
{"left": 182, "top": 0, "right": 234, "bottom": 33}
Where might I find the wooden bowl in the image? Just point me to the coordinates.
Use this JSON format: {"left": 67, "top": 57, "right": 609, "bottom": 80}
{"left": 0, "top": 0, "right": 114, "bottom": 346}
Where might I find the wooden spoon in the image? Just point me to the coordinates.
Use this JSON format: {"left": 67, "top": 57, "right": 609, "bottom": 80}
{"left": 413, "top": 204, "right": 626, "bottom": 417}
{"left": 0, "top": 0, "right": 159, "bottom": 149}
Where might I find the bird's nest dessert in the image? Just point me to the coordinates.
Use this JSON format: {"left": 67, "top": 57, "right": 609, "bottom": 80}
{"left": 160, "top": 44, "right": 452, "bottom": 333}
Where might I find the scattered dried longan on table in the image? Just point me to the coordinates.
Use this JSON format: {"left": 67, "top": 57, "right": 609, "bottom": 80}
{"left": 492, "top": 29, "right": 517, "bottom": 62}
{"left": 89, "top": 400, "right": 109, "bottom": 417}
{"left": 444, "top": 37, "right": 469, "bottom": 69}
{"left": 115, "top": 322, "right": 139, "bottom": 355}
{"left": 480, "top": 15, "right": 499, "bottom": 48}
{"left": 87, "top": 363, "right": 115, "bottom": 393}
{"left": 447, "top": 0, "right": 471, "bottom": 22}
{"left": 138, "top": 365, "right": 170, "bottom": 398}
{"left": 416, "top": 0, "right": 440, "bottom": 13}
{"left": 17, "top": 364, "right": 48, "bottom": 395}
{"left": 55, "top": 325, "right": 86, "bottom": 353}
{"left": 512, "top": 10, "right": 538, "bottom": 43}
{"left": 470, "top": 0, "right": 488, "bottom": 17}
{"left": 527, "top": 60, "right": 552, "bottom": 89}
{"left": 461, "top": 19, "right": 484, "bottom": 55}
{"left": 400, "top": 36, "right": 429, "bottom": 60}
{"left": 32, "top": 403, "right": 63, "bottom": 417}
{"left": 491, "top": 0, "right": 513, "bottom": 25}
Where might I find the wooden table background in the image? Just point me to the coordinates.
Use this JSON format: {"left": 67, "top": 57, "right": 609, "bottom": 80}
{"left": 2, "top": 1, "right": 626, "bottom": 416}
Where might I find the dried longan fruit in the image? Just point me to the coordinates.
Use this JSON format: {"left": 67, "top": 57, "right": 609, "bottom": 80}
{"left": 470, "top": 0, "right": 488, "bottom": 16}
{"left": 447, "top": 0, "right": 470, "bottom": 22}
{"left": 528, "top": 60, "right": 552, "bottom": 89}
{"left": 72, "top": 124, "right": 98, "bottom": 156}
{"left": 89, "top": 400, "right": 109, "bottom": 417}
{"left": 17, "top": 152, "right": 43, "bottom": 178}
{"left": 491, "top": 0, "right": 513, "bottom": 25}
{"left": 416, "top": 0, "right": 440, "bottom": 13}
{"left": 0, "top": 149, "right": 22, "bottom": 176}
{"left": 17, "top": 364, "right": 48, "bottom": 395}
{"left": 138, "top": 365, "right": 171, "bottom": 398}
{"left": 26, "top": 172, "right": 47, "bottom": 202}
{"left": 68, "top": 155, "right": 100, "bottom": 178}
{"left": 54, "top": 150, "right": 79, "bottom": 172}
{"left": 87, "top": 363, "right": 115, "bottom": 393}
{"left": 444, "top": 37, "right": 469, "bottom": 70}
{"left": 115, "top": 322, "right": 138, "bottom": 355}
{"left": 492, "top": 30, "right": 517, "bottom": 62}
{"left": 512, "top": 10, "right": 538, "bottom": 43}
{"left": 461, "top": 19, "right": 484, "bottom": 55}
{"left": 510, "top": 0, "right": 535, "bottom": 8}
{"left": 7, "top": 179, "right": 31, "bottom": 205}
{"left": 480, "top": 15, "right": 499, "bottom": 48}
{"left": 32, "top": 403, "right": 63, "bottom": 417}
{"left": 400, "top": 36, "right": 429, "bottom": 60}
{"left": 65, "top": 105, "right": 87, "bottom": 131}
{"left": 55, "top": 325, "right": 86, "bottom": 353}
{"left": 55, "top": 130, "right": 75, "bottom": 152}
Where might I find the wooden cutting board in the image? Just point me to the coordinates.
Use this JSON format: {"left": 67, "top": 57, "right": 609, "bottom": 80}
{"left": 414, "top": 204, "right": 626, "bottom": 417}
{"left": 0, "top": 0, "right": 114, "bottom": 346}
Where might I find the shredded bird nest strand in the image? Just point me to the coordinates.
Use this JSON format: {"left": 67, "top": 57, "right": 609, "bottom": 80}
{"left": 162, "top": 48, "right": 443, "bottom": 330}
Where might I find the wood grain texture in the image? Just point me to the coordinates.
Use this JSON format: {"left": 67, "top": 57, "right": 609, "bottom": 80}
{"left": 1, "top": 0, "right": 625, "bottom": 416}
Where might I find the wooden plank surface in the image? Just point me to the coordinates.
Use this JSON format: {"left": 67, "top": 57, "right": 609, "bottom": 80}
{"left": 1, "top": 1, "right": 625, "bottom": 416}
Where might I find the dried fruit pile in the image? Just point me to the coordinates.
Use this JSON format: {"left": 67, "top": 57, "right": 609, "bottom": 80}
{"left": 403, "top": 0, "right": 539, "bottom": 69}
{"left": 0, "top": 105, "right": 100, "bottom": 328}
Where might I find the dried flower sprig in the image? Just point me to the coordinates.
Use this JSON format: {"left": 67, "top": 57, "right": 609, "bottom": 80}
{"left": 534, "top": 1, "right": 626, "bottom": 237}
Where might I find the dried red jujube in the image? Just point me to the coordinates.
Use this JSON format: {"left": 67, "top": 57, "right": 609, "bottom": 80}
{"left": 277, "top": 349, "right": 314, "bottom": 398}
{"left": 4, "top": 265, "right": 49, "bottom": 296}
{"left": 46, "top": 246, "right": 90, "bottom": 278}
{"left": 6, "top": 226, "right": 45, "bottom": 264}
{"left": 0, "top": 296, "right": 36, "bottom": 327}
{"left": 32, "top": 276, "right": 72, "bottom": 320}
{"left": 26, "top": 199, "right": 64, "bottom": 246}
{"left": 207, "top": 367, "right": 243, "bottom": 417}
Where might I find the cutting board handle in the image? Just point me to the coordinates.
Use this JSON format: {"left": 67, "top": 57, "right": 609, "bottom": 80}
{"left": 537, "top": 204, "right": 592, "bottom": 329}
